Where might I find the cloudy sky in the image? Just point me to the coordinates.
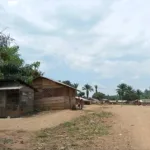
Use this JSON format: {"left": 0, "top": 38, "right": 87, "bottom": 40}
{"left": 0, "top": 0, "right": 150, "bottom": 94}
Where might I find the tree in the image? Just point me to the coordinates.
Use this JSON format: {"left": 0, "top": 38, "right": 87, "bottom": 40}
{"left": 136, "top": 89, "right": 142, "bottom": 99}
{"left": 116, "top": 83, "right": 127, "bottom": 100}
{"left": 61, "top": 81, "right": 79, "bottom": 88}
{"left": 72, "top": 83, "right": 79, "bottom": 96}
{"left": 92, "top": 92, "right": 105, "bottom": 100}
{"left": 0, "top": 32, "right": 43, "bottom": 83}
{"left": 82, "top": 84, "right": 93, "bottom": 99}
{"left": 126, "top": 85, "right": 133, "bottom": 92}
{"left": 77, "top": 91, "right": 85, "bottom": 97}
{"left": 94, "top": 85, "right": 98, "bottom": 93}
{"left": 19, "top": 62, "right": 43, "bottom": 84}
{"left": 62, "top": 80, "right": 72, "bottom": 86}
{"left": 124, "top": 86, "right": 138, "bottom": 101}
{"left": 123, "top": 90, "right": 138, "bottom": 101}
{"left": 105, "top": 95, "right": 118, "bottom": 100}
{"left": 73, "top": 83, "right": 79, "bottom": 89}
{"left": 116, "top": 83, "right": 140, "bottom": 101}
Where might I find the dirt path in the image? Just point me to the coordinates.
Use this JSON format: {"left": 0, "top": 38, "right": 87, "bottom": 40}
{"left": 109, "top": 105, "right": 150, "bottom": 150}
{"left": 1, "top": 105, "right": 150, "bottom": 150}
{"left": 0, "top": 110, "right": 83, "bottom": 131}
{"left": 0, "top": 105, "right": 100, "bottom": 131}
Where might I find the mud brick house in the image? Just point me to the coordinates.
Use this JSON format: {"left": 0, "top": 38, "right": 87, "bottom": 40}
{"left": 32, "top": 77, "right": 76, "bottom": 110}
{"left": 0, "top": 79, "right": 34, "bottom": 118}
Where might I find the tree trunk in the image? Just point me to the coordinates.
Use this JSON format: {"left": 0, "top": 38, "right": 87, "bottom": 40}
{"left": 86, "top": 90, "right": 89, "bottom": 99}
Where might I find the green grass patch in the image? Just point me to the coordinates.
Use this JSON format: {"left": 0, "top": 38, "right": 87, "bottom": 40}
{"left": 34, "top": 111, "right": 113, "bottom": 150}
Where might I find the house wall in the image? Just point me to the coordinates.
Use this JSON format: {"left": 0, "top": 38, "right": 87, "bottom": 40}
{"left": 0, "top": 107, "right": 6, "bottom": 118}
{"left": 5, "top": 86, "right": 34, "bottom": 118}
{"left": 0, "top": 91, "right": 6, "bottom": 117}
{"left": 0, "top": 91, "right": 6, "bottom": 107}
{"left": 0, "top": 85, "right": 34, "bottom": 118}
{"left": 19, "top": 86, "right": 34, "bottom": 114}
{"left": 5, "top": 90, "right": 20, "bottom": 117}
{"left": 35, "top": 97, "right": 65, "bottom": 110}
{"left": 32, "top": 77, "right": 76, "bottom": 110}
{"left": 63, "top": 87, "right": 76, "bottom": 109}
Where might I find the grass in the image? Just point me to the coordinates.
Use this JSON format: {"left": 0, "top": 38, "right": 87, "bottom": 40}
{"left": 0, "top": 138, "right": 13, "bottom": 144}
{"left": 34, "top": 111, "right": 113, "bottom": 150}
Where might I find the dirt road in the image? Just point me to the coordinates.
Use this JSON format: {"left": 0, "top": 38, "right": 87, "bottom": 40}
{"left": 0, "top": 105, "right": 99, "bottom": 131}
{"left": 1, "top": 105, "right": 150, "bottom": 150}
{"left": 0, "top": 110, "right": 83, "bottom": 131}
{"left": 109, "top": 105, "right": 150, "bottom": 150}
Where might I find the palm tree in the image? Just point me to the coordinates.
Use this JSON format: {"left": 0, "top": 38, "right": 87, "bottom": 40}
{"left": 73, "top": 83, "right": 79, "bottom": 96}
{"left": 136, "top": 89, "right": 142, "bottom": 99}
{"left": 82, "top": 84, "right": 94, "bottom": 99}
{"left": 116, "top": 83, "right": 127, "bottom": 100}
{"left": 126, "top": 86, "right": 133, "bottom": 92}
{"left": 73, "top": 83, "right": 79, "bottom": 89}
{"left": 94, "top": 85, "right": 98, "bottom": 93}
{"left": 116, "top": 89, "right": 122, "bottom": 100}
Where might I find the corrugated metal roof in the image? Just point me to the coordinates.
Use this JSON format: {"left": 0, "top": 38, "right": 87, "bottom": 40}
{"left": 75, "top": 97, "right": 90, "bottom": 102}
{"left": 0, "top": 86, "right": 23, "bottom": 90}
{"left": 0, "top": 79, "right": 35, "bottom": 90}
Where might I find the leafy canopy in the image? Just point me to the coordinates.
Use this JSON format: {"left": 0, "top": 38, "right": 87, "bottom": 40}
{"left": 82, "top": 84, "right": 93, "bottom": 99}
{"left": 0, "top": 32, "right": 43, "bottom": 83}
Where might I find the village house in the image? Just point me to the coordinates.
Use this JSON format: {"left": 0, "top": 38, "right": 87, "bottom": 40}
{"left": 0, "top": 79, "right": 34, "bottom": 118}
{"left": 32, "top": 77, "right": 76, "bottom": 110}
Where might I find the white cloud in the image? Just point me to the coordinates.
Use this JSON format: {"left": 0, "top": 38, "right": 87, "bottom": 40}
{"left": 120, "top": 80, "right": 125, "bottom": 83}
{"left": 1, "top": 0, "right": 150, "bottom": 89}
{"left": 8, "top": 0, "right": 18, "bottom": 6}
{"left": 132, "top": 75, "right": 140, "bottom": 80}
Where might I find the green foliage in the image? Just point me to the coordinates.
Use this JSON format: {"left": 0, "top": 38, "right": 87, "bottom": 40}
{"left": 140, "top": 89, "right": 150, "bottom": 99}
{"left": 105, "top": 95, "right": 118, "bottom": 100}
{"left": 92, "top": 92, "right": 105, "bottom": 100}
{"left": 107, "top": 86, "right": 150, "bottom": 101}
{"left": 82, "top": 84, "right": 93, "bottom": 99}
{"left": 94, "top": 85, "right": 98, "bottom": 93}
{"left": 62, "top": 80, "right": 72, "bottom": 86}
{"left": 61, "top": 80, "right": 79, "bottom": 89}
{"left": 136, "top": 89, "right": 142, "bottom": 99}
{"left": 116, "top": 83, "right": 141, "bottom": 101}
{"left": 0, "top": 32, "right": 43, "bottom": 83}
{"left": 77, "top": 91, "right": 85, "bottom": 97}
{"left": 116, "top": 83, "right": 128, "bottom": 100}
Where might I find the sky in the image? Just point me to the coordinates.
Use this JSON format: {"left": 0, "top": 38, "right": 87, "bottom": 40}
{"left": 0, "top": 0, "right": 150, "bottom": 94}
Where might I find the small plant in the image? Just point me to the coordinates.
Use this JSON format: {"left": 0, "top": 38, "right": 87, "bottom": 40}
{"left": 37, "top": 131, "right": 48, "bottom": 138}
{"left": 95, "top": 111, "right": 113, "bottom": 118}
{"left": 0, "top": 138, "right": 13, "bottom": 144}
{"left": 63, "top": 122, "right": 75, "bottom": 127}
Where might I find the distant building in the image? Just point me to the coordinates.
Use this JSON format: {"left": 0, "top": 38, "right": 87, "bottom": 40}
{"left": 76, "top": 97, "right": 91, "bottom": 105}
